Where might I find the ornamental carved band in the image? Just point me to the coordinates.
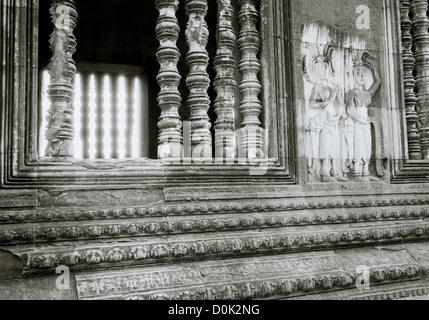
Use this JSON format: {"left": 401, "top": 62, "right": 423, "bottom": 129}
{"left": 185, "top": 0, "right": 213, "bottom": 159}
{"left": 46, "top": 0, "right": 78, "bottom": 157}
{"left": 410, "top": 0, "right": 429, "bottom": 159}
{"left": 214, "top": 0, "right": 237, "bottom": 160}
{"left": 238, "top": 0, "right": 264, "bottom": 160}
{"left": 156, "top": 0, "right": 183, "bottom": 159}
{"left": 400, "top": 0, "right": 422, "bottom": 160}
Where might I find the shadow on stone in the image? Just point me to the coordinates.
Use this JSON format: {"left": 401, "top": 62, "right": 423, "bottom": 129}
{"left": 0, "top": 250, "right": 26, "bottom": 280}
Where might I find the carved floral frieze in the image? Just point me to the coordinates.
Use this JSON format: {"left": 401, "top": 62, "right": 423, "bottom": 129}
{"left": 75, "top": 265, "right": 422, "bottom": 300}
{"left": 1, "top": 196, "right": 428, "bottom": 225}
{"left": 20, "top": 222, "right": 429, "bottom": 272}
{"left": 1, "top": 206, "right": 428, "bottom": 244}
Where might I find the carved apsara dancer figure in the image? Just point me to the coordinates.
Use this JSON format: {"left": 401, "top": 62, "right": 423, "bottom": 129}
{"left": 306, "top": 47, "right": 346, "bottom": 182}
{"left": 346, "top": 53, "right": 381, "bottom": 181}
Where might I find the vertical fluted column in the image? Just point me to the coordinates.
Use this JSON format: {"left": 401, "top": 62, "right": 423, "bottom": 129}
{"left": 185, "top": 0, "right": 213, "bottom": 159}
{"left": 214, "top": 0, "right": 237, "bottom": 161}
{"left": 45, "top": 0, "right": 77, "bottom": 157}
{"left": 411, "top": 0, "right": 429, "bottom": 159}
{"left": 156, "top": 0, "right": 183, "bottom": 159}
{"left": 401, "top": 0, "right": 422, "bottom": 160}
{"left": 237, "top": 0, "right": 264, "bottom": 160}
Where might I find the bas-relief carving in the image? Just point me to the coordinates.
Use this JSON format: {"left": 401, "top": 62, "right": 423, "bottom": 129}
{"left": 1, "top": 205, "right": 429, "bottom": 245}
{"left": 346, "top": 52, "right": 381, "bottom": 181}
{"left": 1, "top": 195, "right": 428, "bottom": 225}
{"left": 17, "top": 220, "right": 429, "bottom": 273}
{"left": 74, "top": 251, "right": 423, "bottom": 300}
{"left": 302, "top": 23, "right": 381, "bottom": 183}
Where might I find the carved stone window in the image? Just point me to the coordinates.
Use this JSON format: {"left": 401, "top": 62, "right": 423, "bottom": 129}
{"left": 38, "top": 0, "right": 159, "bottom": 159}
{"left": 1, "top": 0, "right": 295, "bottom": 188}
{"left": 3, "top": 0, "right": 427, "bottom": 190}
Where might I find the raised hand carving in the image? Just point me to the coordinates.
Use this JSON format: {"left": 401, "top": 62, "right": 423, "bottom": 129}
{"left": 304, "top": 45, "right": 347, "bottom": 182}
{"left": 302, "top": 24, "right": 382, "bottom": 183}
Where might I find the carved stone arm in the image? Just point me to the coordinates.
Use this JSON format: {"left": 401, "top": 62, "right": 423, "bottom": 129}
{"left": 367, "top": 62, "right": 382, "bottom": 97}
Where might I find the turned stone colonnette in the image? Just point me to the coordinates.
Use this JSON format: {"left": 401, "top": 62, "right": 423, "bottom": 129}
{"left": 43, "top": 0, "right": 266, "bottom": 161}
{"left": 213, "top": 0, "right": 237, "bottom": 160}
{"left": 45, "top": 0, "right": 78, "bottom": 157}
{"left": 237, "top": 0, "right": 265, "bottom": 160}
{"left": 400, "top": 0, "right": 422, "bottom": 160}
{"left": 409, "top": 0, "right": 429, "bottom": 159}
{"left": 185, "top": 0, "right": 212, "bottom": 159}
{"left": 156, "top": 0, "right": 183, "bottom": 160}
{"left": 157, "top": 0, "right": 265, "bottom": 161}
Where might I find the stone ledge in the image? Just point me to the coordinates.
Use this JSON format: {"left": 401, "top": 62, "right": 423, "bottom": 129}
{"left": 1, "top": 195, "right": 428, "bottom": 225}
{"left": 0, "top": 219, "right": 425, "bottom": 275}
{"left": 74, "top": 245, "right": 424, "bottom": 300}
{"left": 0, "top": 243, "right": 427, "bottom": 300}
{"left": 287, "top": 279, "right": 429, "bottom": 300}
{"left": 0, "top": 205, "right": 427, "bottom": 245}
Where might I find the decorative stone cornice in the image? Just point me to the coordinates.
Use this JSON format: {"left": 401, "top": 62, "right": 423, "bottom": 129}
{"left": 16, "top": 221, "right": 429, "bottom": 273}
{"left": 1, "top": 195, "right": 428, "bottom": 225}
{"left": 350, "top": 287, "right": 429, "bottom": 300}
{"left": 1, "top": 206, "right": 428, "bottom": 244}
{"left": 77, "top": 266, "right": 421, "bottom": 300}
{"left": 74, "top": 250, "right": 422, "bottom": 300}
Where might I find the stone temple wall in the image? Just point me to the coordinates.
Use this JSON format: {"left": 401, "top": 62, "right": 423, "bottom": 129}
{"left": 1, "top": 0, "right": 429, "bottom": 300}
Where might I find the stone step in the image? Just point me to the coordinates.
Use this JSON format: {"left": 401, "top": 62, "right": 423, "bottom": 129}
{"left": 286, "top": 279, "right": 429, "bottom": 300}
{"left": 3, "top": 218, "right": 428, "bottom": 275}
{"left": 73, "top": 245, "right": 426, "bottom": 300}
{"left": 0, "top": 204, "right": 427, "bottom": 245}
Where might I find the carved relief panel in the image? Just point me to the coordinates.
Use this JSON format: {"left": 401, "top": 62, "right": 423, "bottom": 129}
{"left": 292, "top": 0, "right": 393, "bottom": 183}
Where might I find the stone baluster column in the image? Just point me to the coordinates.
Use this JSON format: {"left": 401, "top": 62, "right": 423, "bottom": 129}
{"left": 185, "top": 0, "right": 213, "bottom": 159}
{"left": 213, "top": 0, "right": 237, "bottom": 161}
{"left": 237, "top": 0, "right": 264, "bottom": 161}
{"left": 156, "top": 0, "right": 183, "bottom": 159}
{"left": 411, "top": 0, "right": 429, "bottom": 159}
{"left": 45, "top": 0, "right": 78, "bottom": 157}
{"left": 401, "top": 0, "right": 422, "bottom": 160}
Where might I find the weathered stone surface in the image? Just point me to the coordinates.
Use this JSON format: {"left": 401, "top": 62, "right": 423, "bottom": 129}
{"left": 0, "top": 250, "right": 26, "bottom": 280}
{"left": 0, "top": 275, "right": 78, "bottom": 300}
{"left": 1, "top": 0, "right": 429, "bottom": 302}
{"left": 288, "top": 280, "right": 429, "bottom": 300}
{"left": 156, "top": 0, "right": 183, "bottom": 160}
{"left": 404, "top": 243, "right": 429, "bottom": 278}
{"left": 73, "top": 245, "right": 424, "bottom": 300}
